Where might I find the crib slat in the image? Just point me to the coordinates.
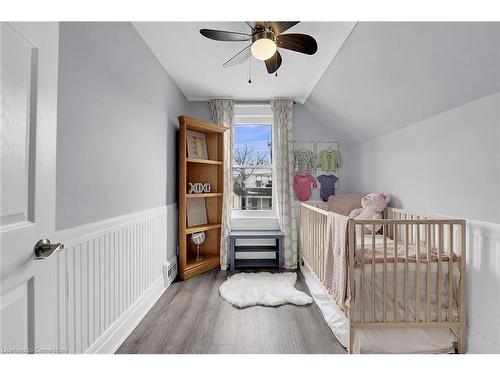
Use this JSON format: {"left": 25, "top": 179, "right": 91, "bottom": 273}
{"left": 313, "top": 211, "right": 316, "bottom": 276}
{"left": 313, "top": 211, "right": 317, "bottom": 276}
{"left": 393, "top": 224, "right": 398, "bottom": 322}
{"left": 371, "top": 225, "right": 376, "bottom": 323}
{"left": 300, "top": 206, "right": 303, "bottom": 265}
{"left": 405, "top": 224, "right": 409, "bottom": 323}
{"left": 361, "top": 224, "right": 365, "bottom": 323}
{"left": 319, "top": 214, "right": 322, "bottom": 281}
{"left": 348, "top": 222, "right": 356, "bottom": 350}
{"left": 302, "top": 207, "right": 305, "bottom": 264}
{"left": 316, "top": 211, "right": 319, "bottom": 277}
{"left": 410, "top": 217, "right": 414, "bottom": 244}
{"left": 323, "top": 214, "right": 326, "bottom": 282}
{"left": 459, "top": 222, "right": 466, "bottom": 353}
{"left": 383, "top": 224, "right": 387, "bottom": 323}
{"left": 448, "top": 224, "right": 454, "bottom": 322}
{"left": 301, "top": 207, "right": 305, "bottom": 263}
{"left": 318, "top": 215, "right": 326, "bottom": 280}
{"left": 426, "top": 223, "right": 431, "bottom": 322}
{"left": 437, "top": 224, "right": 443, "bottom": 322}
{"left": 431, "top": 224, "right": 436, "bottom": 253}
{"left": 304, "top": 206, "right": 307, "bottom": 265}
{"left": 416, "top": 224, "right": 420, "bottom": 322}
{"left": 317, "top": 212, "right": 320, "bottom": 278}
{"left": 307, "top": 210, "right": 315, "bottom": 271}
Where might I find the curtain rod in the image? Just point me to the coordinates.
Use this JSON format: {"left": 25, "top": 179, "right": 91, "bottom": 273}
{"left": 205, "top": 99, "right": 297, "bottom": 105}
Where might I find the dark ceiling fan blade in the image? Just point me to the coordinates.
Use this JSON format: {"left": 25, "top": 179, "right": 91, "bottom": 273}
{"left": 270, "top": 21, "right": 300, "bottom": 35}
{"left": 223, "top": 45, "right": 251, "bottom": 68}
{"left": 276, "top": 33, "right": 318, "bottom": 55}
{"left": 265, "top": 50, "right": 282, "bottom": 74}
{"left": 200, "top": 29, "right": 251, "bottom": 42}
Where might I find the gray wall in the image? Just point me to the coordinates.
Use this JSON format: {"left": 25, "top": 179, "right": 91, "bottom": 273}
{"left": 293, "top": 103, "right": 339, "bottom": 143}
{"left": 345, "top": 92, "right": 500, "bottom": 224}
{"left": 56, "top": 22, "right": 188, "bottom": 230}
{"left": 305, "top": 22, "right": 500, "bottom": 146}
{"left": 187, "top": 101, "right": 211, "bottom": 121}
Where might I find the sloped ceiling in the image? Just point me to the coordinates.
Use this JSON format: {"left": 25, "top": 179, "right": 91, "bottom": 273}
{"left": 305, "top": 22, "right": 500, "bottom": 146}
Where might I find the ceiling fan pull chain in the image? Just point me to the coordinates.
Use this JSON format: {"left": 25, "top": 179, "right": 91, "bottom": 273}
{"left": 248, "top": 56, "right": 252, "bottom": 84}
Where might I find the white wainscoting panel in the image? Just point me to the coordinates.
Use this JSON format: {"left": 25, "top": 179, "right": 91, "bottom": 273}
{"left": 466, "top": 220, "right": 500, "bottom": 353}
{"left": 54, "top": 206, "right": 168, "bottom": 354}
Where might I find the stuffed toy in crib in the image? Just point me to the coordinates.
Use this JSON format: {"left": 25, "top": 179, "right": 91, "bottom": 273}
{"left": 348, "top": 192, "right": 390, "bottom": 233}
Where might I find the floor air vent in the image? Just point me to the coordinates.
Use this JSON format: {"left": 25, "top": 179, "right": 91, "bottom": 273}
{"left": 163, "top": 257, "right": 177, "bottom": 287}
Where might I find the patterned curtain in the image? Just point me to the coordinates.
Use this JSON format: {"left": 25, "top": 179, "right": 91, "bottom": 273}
{"left": 210, "top": 99, "right": 234, "bottom": 270}
{"left": 271, "top": 99, "right": 297, "bottom": 268}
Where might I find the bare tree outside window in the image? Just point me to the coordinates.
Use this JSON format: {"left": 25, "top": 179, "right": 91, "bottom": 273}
{"left": 232, "top": 124, "right": 272, "bottom": 210}
{"left": 233, "top": 145, "right": 268, "bottom": 191}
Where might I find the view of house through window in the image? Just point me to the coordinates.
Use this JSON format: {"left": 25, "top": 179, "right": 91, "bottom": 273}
{"left": 232, "top": 123, "right": 272, "bottom": 210}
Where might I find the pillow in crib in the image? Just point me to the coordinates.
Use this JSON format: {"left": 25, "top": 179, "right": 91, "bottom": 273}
{"left": 326, "top": 193, "right": 364, "bottom": 216}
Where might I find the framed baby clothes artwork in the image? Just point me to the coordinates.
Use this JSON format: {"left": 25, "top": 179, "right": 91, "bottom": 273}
{"left": 316, "top": 142, "right": 341, "bottom": 173}
{"left": 293, "top": 142, "right": 315, "bottom": 174}
{"left": 186, "top": 130, "right": 208, "bottom": 159}
{"left": 293, "top": 149, "right": 316, "bottom": 174}
{"left": 293, "top": 174, "right": 317, "bottom": 201}
{"left": 317, "top": 174, "right": 338, "bottom": 202}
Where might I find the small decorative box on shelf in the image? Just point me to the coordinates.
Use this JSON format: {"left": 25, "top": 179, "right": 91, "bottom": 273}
{"left": 228, "top": 230, "right": 284, "bottom": 272}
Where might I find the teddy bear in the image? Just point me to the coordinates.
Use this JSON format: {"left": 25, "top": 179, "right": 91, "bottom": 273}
{"left": 348, "top": 192, "right": 390, "bottom": 233}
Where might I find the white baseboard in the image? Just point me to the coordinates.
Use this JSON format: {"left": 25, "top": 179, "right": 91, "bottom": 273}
{"left": 85, "top": 277, "right": 166, "bottom": 354}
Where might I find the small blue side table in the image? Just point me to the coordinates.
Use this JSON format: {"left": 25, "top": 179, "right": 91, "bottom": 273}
{"left": 229, "top": 230, "right": 284, "bottom": 272}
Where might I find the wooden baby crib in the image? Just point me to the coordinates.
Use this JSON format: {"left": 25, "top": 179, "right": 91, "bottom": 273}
{"left": 299, "top": 202, "right": 466, "bottom": 354}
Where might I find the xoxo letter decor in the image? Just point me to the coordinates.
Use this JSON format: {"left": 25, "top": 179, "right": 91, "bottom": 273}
{"left": 188, "top": 182, "right": 211, "bottom": 194}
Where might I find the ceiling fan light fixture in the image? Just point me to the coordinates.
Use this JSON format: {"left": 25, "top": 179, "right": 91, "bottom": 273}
{"left": 250, "top": 30, "right": 277, "bottom": 61}
{"left": 251, "top": 38, "right": 276, "bottom": 60}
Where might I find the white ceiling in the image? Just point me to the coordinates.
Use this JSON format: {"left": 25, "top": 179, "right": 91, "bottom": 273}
{"left": 133, "top": 22, "right": 355, "bottom": 103}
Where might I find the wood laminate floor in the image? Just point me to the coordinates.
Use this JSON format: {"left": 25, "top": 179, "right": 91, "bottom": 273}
{"left": 116, "top": 269, "right": 346, "bottom": 354}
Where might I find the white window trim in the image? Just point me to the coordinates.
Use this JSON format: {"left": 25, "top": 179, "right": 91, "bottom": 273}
{"left": 231, "top": 104, "right": 278, "bottom": 228}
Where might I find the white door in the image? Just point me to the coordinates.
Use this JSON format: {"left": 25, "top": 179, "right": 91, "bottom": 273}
{"left": 1, "top": 22, "right": 61, "bottom": 354}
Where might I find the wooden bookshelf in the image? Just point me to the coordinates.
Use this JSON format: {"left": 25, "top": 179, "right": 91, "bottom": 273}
{"left": 178, "top": 115, "right": 226, "bottom": 280}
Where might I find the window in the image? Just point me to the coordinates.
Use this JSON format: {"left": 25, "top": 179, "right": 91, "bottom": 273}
{"left": 232, "top": 105, "right": 273, "bottom": 212}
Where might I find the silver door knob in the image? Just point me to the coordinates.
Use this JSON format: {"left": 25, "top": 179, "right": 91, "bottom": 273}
{"left": 34, "top": 239, "right": 64, "bottom": 259}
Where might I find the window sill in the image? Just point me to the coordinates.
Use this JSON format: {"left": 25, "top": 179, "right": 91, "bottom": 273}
{"left": 231, "top": 211, "right": 279, "bottom": 231}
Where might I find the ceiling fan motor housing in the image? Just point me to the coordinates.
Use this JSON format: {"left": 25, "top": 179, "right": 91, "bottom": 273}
{"left": 252, "top": 29, "right": 275, "bottom": 44}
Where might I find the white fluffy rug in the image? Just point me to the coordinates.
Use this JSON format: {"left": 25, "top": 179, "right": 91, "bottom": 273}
{"left": 219, "top": 272, "right": 313, "bottom": 308}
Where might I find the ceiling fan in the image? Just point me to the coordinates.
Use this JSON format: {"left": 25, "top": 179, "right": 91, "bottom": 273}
{"left": 199, "top": 22, "right": 318, "bottom": 76}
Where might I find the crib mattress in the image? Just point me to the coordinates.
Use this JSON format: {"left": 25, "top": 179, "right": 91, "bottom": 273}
{"left": 301, "top": 262, "right": 457, "bottom": 354}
